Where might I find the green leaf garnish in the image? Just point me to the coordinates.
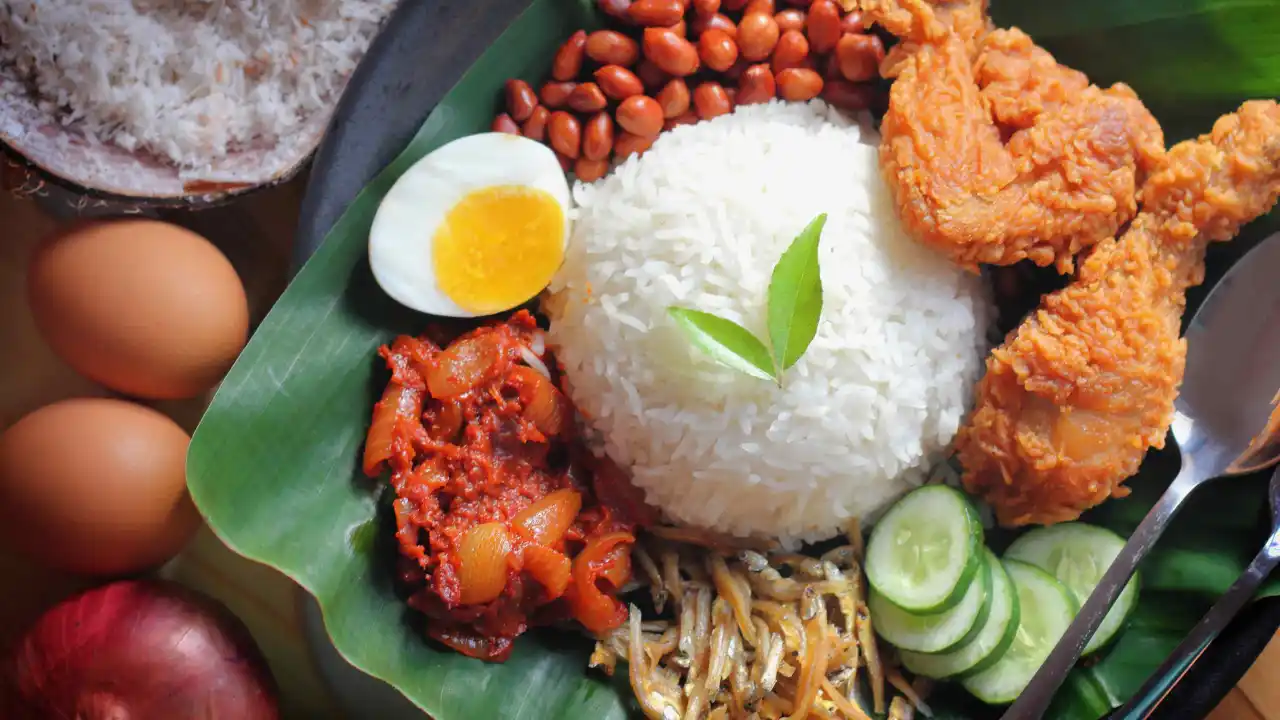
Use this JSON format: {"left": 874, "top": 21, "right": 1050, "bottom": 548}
{"left": 767, "top": 213, "right": 826, "bottom": 372}
{"left": 668, "top": 214, "right": 827, "bottom": 384}
{"left": 667, "top": 307, "right": 777, "bottom": 382}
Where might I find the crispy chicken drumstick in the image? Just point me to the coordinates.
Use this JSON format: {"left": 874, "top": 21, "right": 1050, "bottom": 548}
{"left": 958, "top": 100, "right": 1280, "bottom": 526}
{"left": 864, "top": 0, "right": 1165, "bottom": 272}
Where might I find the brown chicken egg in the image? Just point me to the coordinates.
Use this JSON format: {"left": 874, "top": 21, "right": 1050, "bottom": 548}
{"left": 0, "top": 398, "right": 200, "bottom": 577}
{"left": 27, "top": 219, "right": 250, "bottom": 400}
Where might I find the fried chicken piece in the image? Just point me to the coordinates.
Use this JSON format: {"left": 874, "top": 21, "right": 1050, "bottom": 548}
{"left": 865, "top": 0, "right": 1165, "bottom": 272}
{"left": 958, "top": 100, "right": 1280, "bottom": 526}
{"left": 867, "top": 0, "right": 989, "bottom": 77}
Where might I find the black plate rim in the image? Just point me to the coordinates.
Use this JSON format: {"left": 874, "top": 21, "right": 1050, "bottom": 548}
{"left": 294, "top": 1, "right": 1280, "bottom": 717}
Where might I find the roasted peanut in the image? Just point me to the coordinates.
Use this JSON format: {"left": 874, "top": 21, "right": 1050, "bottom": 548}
{"left": 583, "top": 112, "right": 615, "bottom": 161}
{"left": 548, "top": 111, "right": 582, "bottom": 159}
{"left": 555, "top": 151, "right": 573, "bottom": 173}
{"left": 737, "top": 12, "right": 780, "bottom": 61}
{"left": 521, "top": 106, "right": 551, "bottom": 141}
{"left": 698, "top": 29, "right": 739, "bottom": 72}
{"left": 616, "top": 95, "right": 665, "bottom": 137}
{"left": 691, "top": 12, "right": 737, "bottom": 39}
{"left": 643, "top": 27, "right": 700, "bottom": 76}
{"left": 736, "top": 63, "right": 776, "bottom": 104}
{"left": 568, "top": 82, "right": 608, "bottom": 112}
{"left": 820, "top": 51, "right": 843, "bottom": 80}
{"left": 491, "top": 113, "right": 521, "bottom": 135}
{"left": 775, "top": 9, "right": 805, "bottom": 33}
{"left": 628, "top": 0, "right": 685, "bottom": 26}
{"left": 598, "top": 0, "right": 632, "bottom": 20}
{"left": 540, "top": 81, "right": 577, "bottom": 109}
{"left": 693, "top": 0, "right": 720, "bottom": 14}
{"left": 595, "top": 65, "right": 646, "bottom": 100}
{"left": 805, "top": 0, "right": 841, "bottom": 53}
{"left": 725, "top": 86, "right": 737, "bottom": 104}
{"left": 772, "top": 29, "right": 809, "bottom": 72}
{"left": 656, "top": 78, "right": 691, "bottom": 118}
{"left": 615, "top": 131, "right": 656, "bottom": 159}
{"left": 664, "top": 110, "right": 700, "bottom": 130}
{"left": 722, "top": 58, "right": 750, "bottom": 82}
{"left": 820, "top": 76, "right": 875, "bottom": 110}
{"left": 586, "top": 30, "right": 641, "bottom": 66}
{"left": 669, "top": 19, "right": 688, "bottom": 37}
{"left": 635, "top": 59, "right": 670, "bottom": 90}
{"left": 552, "top": 30, "right": 588, "bottom": 82}
{"left": 840, "top": 9, "right": 865, "bottom": 34}
{"left": 693, "top": 81, "right": 732, "bottom": 119}
{"left": 776, "top": 67, "right": 823, "bottom": 100}
{"left": 504, "top": 79, "right": 538, "bottom": 122}
{"left": 834, "top": 32, "right": 884, "bottom": 82}
{"left": 574, "top": 157, "right": 610, "bottom": 183}
{"left": 744, "top": 0, "right": 775, "bottom": 14}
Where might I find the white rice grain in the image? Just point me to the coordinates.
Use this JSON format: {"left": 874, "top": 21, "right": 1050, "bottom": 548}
{"left": 545, "top": 100, "right": 994, "bottom": 544}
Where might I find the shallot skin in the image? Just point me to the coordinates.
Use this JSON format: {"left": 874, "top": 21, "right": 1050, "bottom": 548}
{"left": 2, "top": 580, "right": 279, "bottom": 720}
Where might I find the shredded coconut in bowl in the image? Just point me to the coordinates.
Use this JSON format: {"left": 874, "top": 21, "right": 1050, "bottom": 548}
{"left": 0, "top": 0, "right": 395, "bottom": 173}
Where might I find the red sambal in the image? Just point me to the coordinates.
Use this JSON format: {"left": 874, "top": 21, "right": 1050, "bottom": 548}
{"left": 362, "top": 311, "right": 653, "bottom": 661}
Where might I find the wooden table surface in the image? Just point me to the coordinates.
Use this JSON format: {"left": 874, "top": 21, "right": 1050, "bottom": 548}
{"left": 1, "top": 185, "right": 1276, "bottom": 719}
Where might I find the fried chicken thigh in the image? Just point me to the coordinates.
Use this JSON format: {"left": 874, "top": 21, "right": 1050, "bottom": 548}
{"left": 866, "top": 0, "right": 1165, "bottom": 272}
{"left": 958, "top": 100, "right": 1280, "bottom": 526}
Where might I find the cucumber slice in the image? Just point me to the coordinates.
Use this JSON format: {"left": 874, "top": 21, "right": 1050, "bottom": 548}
{"left": 962, "top": 559, "right": 1077, "bottom": 705}
{"left": 900, "top": 549, "right": 1020, "bottom": 680}
{"left": 1005, "top": 522, "right": 1139, "bottom": 655}
{"left": 866, "top": 485, "right": 984, "bottom": 613}
{"left": 950, "top": 551, "right": 998, "bottom": 651}
{"left": 869, "top": 552, "right": 992, "bottom": 654}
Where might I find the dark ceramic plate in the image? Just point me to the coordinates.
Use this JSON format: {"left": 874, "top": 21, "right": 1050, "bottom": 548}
{"left": 292, "top": 0, "right": 1280, "bottom": 717}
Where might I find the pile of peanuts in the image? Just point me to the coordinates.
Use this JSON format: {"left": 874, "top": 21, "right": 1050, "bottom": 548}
{"left": 492, "top": 0, "right": 886, "bottom": 182}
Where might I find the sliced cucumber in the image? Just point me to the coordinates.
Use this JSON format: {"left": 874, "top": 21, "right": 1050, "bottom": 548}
{"left": 869, "top": 552, "right": 992, "bottom": 654}
{"left": 962, "top": 559, "right": 1077, "bottom": 705}
{"left": 1005, "top": 522, "right": 1139, "bottom": 655}
{"left": 866, "top": 484, "right": 984, "bottom": 613}
{"left": 950, "top": 551, "right": 997, "bottom": 651}
{"left": 900, "top": 549, "right": 1020, "bottom": 680}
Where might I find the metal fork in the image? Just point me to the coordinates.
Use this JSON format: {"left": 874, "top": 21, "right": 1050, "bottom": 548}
{"left": 1115, "top": 465, "right": 1280, "bottom": 718}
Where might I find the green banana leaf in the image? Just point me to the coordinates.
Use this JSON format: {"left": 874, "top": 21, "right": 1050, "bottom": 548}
{"left": 991, "top": 0, "right": 1280, "bottom": 142}
{"left": 187, "top": 0, "right": 1280, "bottom": 717}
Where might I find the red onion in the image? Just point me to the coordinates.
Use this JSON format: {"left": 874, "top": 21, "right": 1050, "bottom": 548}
{"left": 2, "top": 579, "right": 279, "bottom": 720}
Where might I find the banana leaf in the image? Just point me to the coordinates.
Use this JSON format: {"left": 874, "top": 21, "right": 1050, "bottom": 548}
{"left": 187, "top": 0, "right": 1280, "bottom": 717}
{"left": 991, "top": 0, "right": 1280, "bottom": 142}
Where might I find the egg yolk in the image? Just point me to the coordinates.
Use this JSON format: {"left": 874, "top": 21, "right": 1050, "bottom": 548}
{"left": 432, "top": 185, "right": 565, "bottom": 315}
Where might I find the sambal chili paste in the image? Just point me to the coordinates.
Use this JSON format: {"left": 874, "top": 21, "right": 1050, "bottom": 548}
{"left": 362, "top": 311, "right": 653, "bottom": 661}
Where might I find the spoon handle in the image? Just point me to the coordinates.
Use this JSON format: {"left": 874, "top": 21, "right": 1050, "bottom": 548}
{"left": 1001, "top": 465, "right": 1203, "bottom": 720}
{"left": 1115, "top": 473, "right": 1280, "bottom": 719}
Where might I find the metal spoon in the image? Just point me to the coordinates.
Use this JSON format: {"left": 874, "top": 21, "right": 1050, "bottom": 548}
{"left": 1115, "top": 465, "right": 1280, "bottom": 719}
{"left": 1004, "top": 232, "right": 1280, "bottom": 720}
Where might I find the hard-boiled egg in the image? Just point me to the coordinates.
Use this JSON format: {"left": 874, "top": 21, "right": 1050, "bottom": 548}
{"left": 369, "top": 133, "right": 571, "bottom": 317}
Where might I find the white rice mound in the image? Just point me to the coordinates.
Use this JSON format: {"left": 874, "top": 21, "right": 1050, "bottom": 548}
{"left": 544, "top": 100, "right": 994, "bottom": 544}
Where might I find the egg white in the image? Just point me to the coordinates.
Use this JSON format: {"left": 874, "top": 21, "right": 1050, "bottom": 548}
{"left": 368, "top": 132, "right": 572, "bottom": 317}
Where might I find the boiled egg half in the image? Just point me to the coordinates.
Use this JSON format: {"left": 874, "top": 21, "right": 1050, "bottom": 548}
{"left": 369, "top": 133, "right": 572, "bottom": 317}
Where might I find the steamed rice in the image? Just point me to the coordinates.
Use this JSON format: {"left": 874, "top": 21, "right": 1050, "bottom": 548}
{"left": 544, "top": 100, "right": 993, "bottom": 544}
